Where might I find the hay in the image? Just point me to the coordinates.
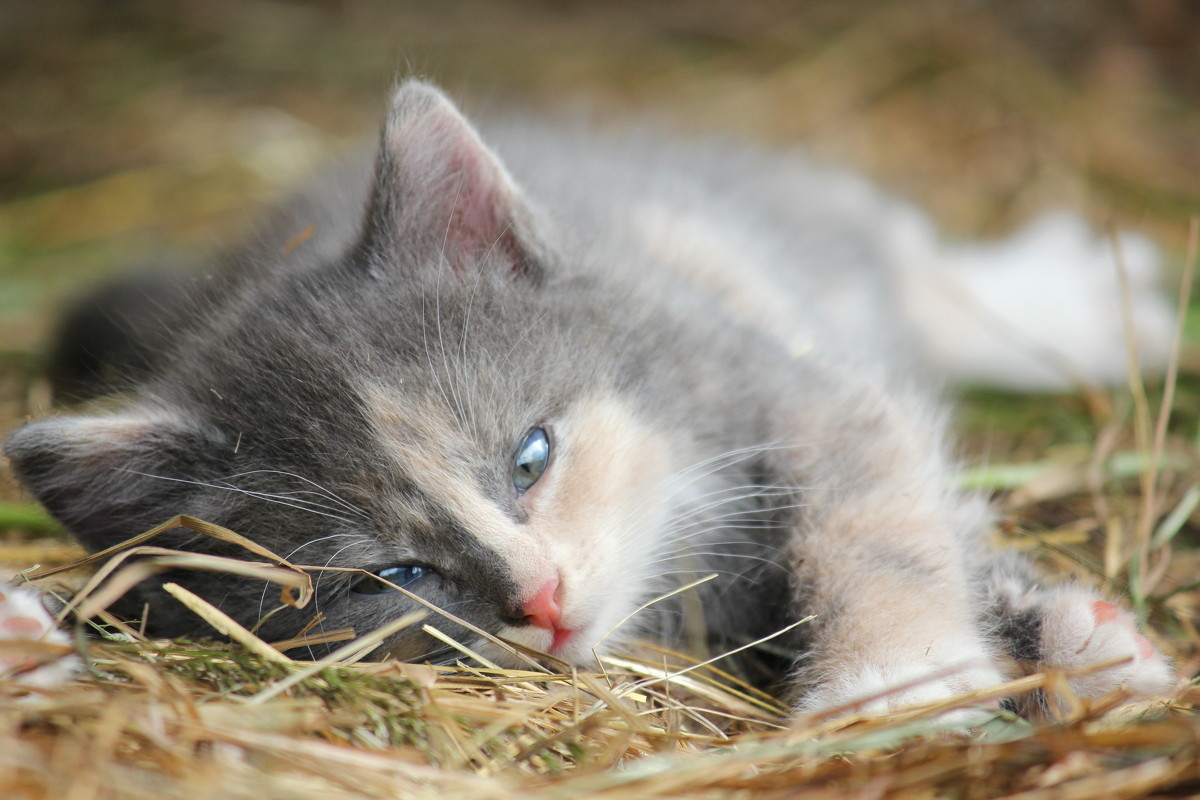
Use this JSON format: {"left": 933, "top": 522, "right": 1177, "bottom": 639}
{"left": 0, "top": 622, "right": 1195, "bottom": 799}
{"left": 0, "top": 479, "right": 1197, "bottom": 800}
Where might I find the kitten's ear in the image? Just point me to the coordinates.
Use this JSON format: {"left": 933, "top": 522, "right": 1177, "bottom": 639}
{"left": 4, "top": 409, "right": 225, "bottom": 552}
{"left": 355, "top": 79, "right": 547, "bottom": 279}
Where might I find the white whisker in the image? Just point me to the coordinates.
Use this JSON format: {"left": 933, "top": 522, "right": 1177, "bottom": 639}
{"left": 218, "top": 469, "right": 370, "bottom": 518}
{"left": 124, "top": 471, "right": 359, "bottom": 525}
{"left": 256, "top": 533, "right": 371, "bottom": 622}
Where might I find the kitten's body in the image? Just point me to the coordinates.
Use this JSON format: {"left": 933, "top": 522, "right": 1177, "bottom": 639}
{"left": 3, "top": 82, "right": 1174, "bottom": 711}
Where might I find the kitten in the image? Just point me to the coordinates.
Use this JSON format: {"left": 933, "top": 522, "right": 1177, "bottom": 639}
{"left": 2, "top": 80, "right": 1176, "bottom": 712}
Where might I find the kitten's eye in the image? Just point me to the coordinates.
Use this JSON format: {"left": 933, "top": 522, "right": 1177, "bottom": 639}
{"left": 512, "top": 426, "right": 551, "bottom": 494}
{"left": 351, "top": 565, "right": 429, "bottom": 595}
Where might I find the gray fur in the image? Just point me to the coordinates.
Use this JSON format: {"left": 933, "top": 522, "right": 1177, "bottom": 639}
{"left": 3, "top": 80, "right": 1169, "bottom": 708}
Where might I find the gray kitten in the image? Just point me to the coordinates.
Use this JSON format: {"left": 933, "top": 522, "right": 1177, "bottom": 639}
{"left": 2, "top": 81, "right": 1175, "bottom": 712}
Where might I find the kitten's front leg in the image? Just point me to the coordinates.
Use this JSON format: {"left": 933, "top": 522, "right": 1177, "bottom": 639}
{"left": 780, "top": 372, "right": 1006, "bottom": 717}
{"left": 790, "top": 499, "right": 1006, "bottom": 717}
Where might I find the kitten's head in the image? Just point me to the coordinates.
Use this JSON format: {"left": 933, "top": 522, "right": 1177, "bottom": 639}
{"left": 4, "top": 81, "right": 689, "bottom": 665}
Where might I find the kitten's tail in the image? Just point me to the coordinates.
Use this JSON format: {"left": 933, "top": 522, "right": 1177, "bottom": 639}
{"left": 887, "top": 210, "right": 1176, "bottom": 391}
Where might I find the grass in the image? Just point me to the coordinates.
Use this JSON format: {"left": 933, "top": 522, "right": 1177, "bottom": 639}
{"left": 0, "top": 615, "right": 1195, "bottom": 798}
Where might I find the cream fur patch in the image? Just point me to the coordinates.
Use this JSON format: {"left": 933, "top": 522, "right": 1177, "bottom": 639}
{"left": 358, "top": 384, "right": 553, "bottom": 591}
{"left": 359, "top": 383, "right": 676, "bottom": 662}
{"left": 519, "top": 395, "right": 673, "bottom": 654}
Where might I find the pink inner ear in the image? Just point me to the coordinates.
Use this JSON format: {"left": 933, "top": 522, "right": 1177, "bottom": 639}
{"left": 446, "top": 144, "right": 512, "bottom": 265}
{"left": 378, "top": 83, "right": 529, "bottom": 277}
{"left": 430, "top": 117, "right": 527, "bottom": 276}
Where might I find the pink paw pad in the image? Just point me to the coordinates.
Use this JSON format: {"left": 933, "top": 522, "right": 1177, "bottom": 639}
{"left": 1041, "top": 589, "right": 1173, "bottom": 699}
{"left": 1090, "top": 603, "right": 1155, "bottom": 661}
{"left": 1091, "top": 600, "right": 1119, "bottom": 625}
{"left": 2, "top": 614, "right": 50, "bottom": 637}
{"left": 1134, "top": 634, "right": 1155, "bottom": 660}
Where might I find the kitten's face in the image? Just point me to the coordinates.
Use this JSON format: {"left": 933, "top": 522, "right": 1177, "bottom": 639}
{"left": 350, "top": 381, "right": 674, "bottom": 664}
{"left": 237, "top": 270, "right": 680, "bottom": 665}
{"left": 3, "top": 81, "right": 685, "bottom": 665}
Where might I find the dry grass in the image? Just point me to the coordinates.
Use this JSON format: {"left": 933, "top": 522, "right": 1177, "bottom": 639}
{"left": 0, "top": 585, "right": 1196, "bottom": 800}
{"left": 1, "top": 530, "right": 1197, "bottom": 800}
{"left": 2, "top": 2, "right": 1200, "bottom": 798}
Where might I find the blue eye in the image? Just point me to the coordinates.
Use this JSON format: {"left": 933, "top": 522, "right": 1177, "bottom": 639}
{"left": 351, "top": 565, "right": 429, "bottom": 595}
{"left": 513, "top": 426, "right": 551, "bottom": 494}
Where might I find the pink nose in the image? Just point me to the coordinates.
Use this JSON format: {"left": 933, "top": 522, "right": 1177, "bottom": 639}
{"left": 522, "top": 577, "right": 562, "bottom": 631}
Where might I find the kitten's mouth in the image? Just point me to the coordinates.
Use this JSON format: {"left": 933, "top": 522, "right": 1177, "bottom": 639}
{"left": 548, "top": 627, "right": 575, "bottom": 653}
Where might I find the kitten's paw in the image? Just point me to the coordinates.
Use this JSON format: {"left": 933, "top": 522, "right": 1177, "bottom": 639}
{"left": 0, "top": 583, "right": 78, "bottom": 691}
{"left": 800, "top": 652, "right": 1006, "bottom": 723}
{"left": 1038, "top": 588, "right": 1174, "bottom": 699}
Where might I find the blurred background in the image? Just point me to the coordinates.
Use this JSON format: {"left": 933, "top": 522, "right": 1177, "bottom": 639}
{"left": 1, "top": 0, "right": 1199, "bottom": 504}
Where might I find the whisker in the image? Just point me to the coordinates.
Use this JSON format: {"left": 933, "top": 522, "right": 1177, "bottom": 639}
{"left": 605, "top": 441, "right": 806, "bottom": 545}
{"left": 215, "top": 486, "right": 362, "bottom": 521}
{"left": 124, "top": 470, "right": 358, "bottom": 525}
{"left": 436, "top": 173, "right": 472, "bottom": 434}
{"left": 649, "top": 550, "right": 788, "bottom": 573}
{"left": 218, "top": 469, "right": 371, "bottom": 518}
{"left": 652, "top": 568, "right": 769, "bottom": 587}
{"left": 662, "top": 489, "right": 800, "bottom": 530}
{"left": 661, "top": 503, "right": 808, "bottom": 544}
{"left": 459, "top": 222, "right": 516, "bottom": 442}
{"left": 256, "top": 533, "right": 371, "bottom": 623}
{"left": 409, "top": 644, "right": 460, "bottom": 665}
{"left": 590, "top": 443, "right": 790, "bottom": 554}
{"left": 305, "top": 539, "right": 376, "bottom": 660}
{"left": 658, "top": 534, "right": 789, "bottom": 557}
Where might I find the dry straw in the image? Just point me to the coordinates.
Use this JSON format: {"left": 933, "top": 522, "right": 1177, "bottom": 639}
{"left": 1, "top": 516, "right": 1196, "bottom": 799}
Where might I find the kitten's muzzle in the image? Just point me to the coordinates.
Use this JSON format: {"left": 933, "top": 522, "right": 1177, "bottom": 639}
{"left": 522, "top": 577, "right": 563, "bottom": 632}
{"left": 519, "top": 576, "right": 575, "bottom": 652}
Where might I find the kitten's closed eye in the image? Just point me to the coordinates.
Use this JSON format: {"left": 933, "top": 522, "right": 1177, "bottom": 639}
{"left": 350, "top": 565, "right": 432, "bottom": 595}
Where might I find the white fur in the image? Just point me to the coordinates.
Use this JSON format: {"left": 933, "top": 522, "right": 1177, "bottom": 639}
{"left": 892, "top": 211, "right": 1175, "bottom": 390}
{"left": 0, "top": 583, "right": 78, "bottom": 691}
{"left": 800, "top": 640, "right": 1006, "bottom": 719}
